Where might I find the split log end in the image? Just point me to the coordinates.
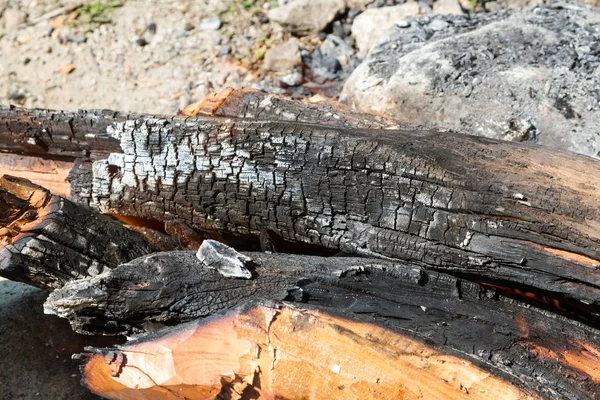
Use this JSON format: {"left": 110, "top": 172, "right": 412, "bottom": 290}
{"left": 81, "top": 303, "right": 539, "bottom": 400}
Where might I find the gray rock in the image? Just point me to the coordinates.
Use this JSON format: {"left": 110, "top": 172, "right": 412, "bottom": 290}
{"left": 196, "top": 239, "right": 252, "bottom": 279}
{"left": 320, "top": 34, "right": 356, "bottom": 67}
{"left": 264, "top": 39, "right": 302, "bottom": 73}
{"left": 307, "top": 47, "right": 343, "bottom": 80}
{"left": 351, "top": 3, "right": 422, "bottom": 58}
{"left": 268, "top": 0, "right": 346, "bottom": 36}
{"left": 281, "top": 71, "right": 303, "bottom": 86}
{"left": 347, "top": 0, "right": 375, "bottom": 6}
{"left": 66, "top": 34, "right": 87, "bottom": 43}
{"left": 428, "top": 18, "right": 450, "bottom": 31}
{"left": 220, "top": 45, "right": 232, "bottom": 55}
{"left": 172, "top": 29, "right": 187, "bottom": 38}
{"left": 493, "top": 0, "right": 544, "bottom": 8}
{"left": 432, "top": 0, "right": 463, "bottom": 15}
{"left": 200, "top": 16, "right": 222, "bottom": 31}
{"left": 341, "top": 5, "right": 600, "bottom": 158}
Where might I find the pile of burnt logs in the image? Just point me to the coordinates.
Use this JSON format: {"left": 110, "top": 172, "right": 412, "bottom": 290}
{"left": 1, "top": 89, "right": 600, "bottom": 399}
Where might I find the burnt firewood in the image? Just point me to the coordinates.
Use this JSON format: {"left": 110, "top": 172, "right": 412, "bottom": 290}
{"left": 60, "top": 250, "right": 600, "bottom": 399}
{"left": 2, "top": 89, "right": 600, "bottom": 318}
{"left": 0, "top": 104, "right": 123, "bottom": 159}
{"left": 0, "top": 175, "right": 158, "bottom": 289}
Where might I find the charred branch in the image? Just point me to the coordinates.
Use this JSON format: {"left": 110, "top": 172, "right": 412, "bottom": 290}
{"left": 0, "top": 175, "right": 158, "bottom": 289}
{"left": 64, "top": 251, "right": 600, "bottom": 399}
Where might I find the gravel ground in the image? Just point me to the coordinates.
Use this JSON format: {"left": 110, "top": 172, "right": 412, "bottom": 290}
{"left": 0, "top": 0, "right": 291, "bottom": 114}
{"left": 5, "top": 0, "right": 592, "bottom": 115}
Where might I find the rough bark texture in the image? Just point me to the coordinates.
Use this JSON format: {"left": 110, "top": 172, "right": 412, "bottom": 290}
{"left": 0, "top": 175, "right": 157, "bottom": 289}
{"left": 64, "top": 251, "right": 600, "bottom": 399}
{"left": 3, "top": 90, "right": 600, "bottom": 399}
{"left": 2, "top": 89, "right": 600, "bottom": 320}
{"left": 0, "top": 104, "right": 123, "bottom": 159}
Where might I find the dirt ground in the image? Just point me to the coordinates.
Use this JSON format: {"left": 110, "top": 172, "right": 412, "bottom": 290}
{"left": 0, "top": 0, "right": 286, "bottom": 114}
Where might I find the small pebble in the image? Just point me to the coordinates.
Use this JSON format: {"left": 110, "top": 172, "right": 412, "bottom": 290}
{"left": 66, "top": 34, "right": 87, "bottom": 43}
{"left": 281, "top": 71, "right": 303, "bottom": 87}
{"left": 172, "top": 30, "right": 187, "bottom": 39}
{"left": 200, "top": 16, "right": 222, "bottom": 31}
{"left": 428, "top": 19, "right": 449, "bottom": 31}
{"left": 147, "top": 22, "right": 157, "bottom": 34}
{"left": 136, "top": 37, "right": 148, "bottom": 47}
{"left": 463, "top": 84, "right": 473, "bottom": 97}
{"left": 397, "top": 20, "right": 411, "bottom": 28}
{"left": 23, "top": 57, "right": 31, "bottom": 65}
{"left": 220, "top": 45, "right": 232, "bottom": 55}
{"left": 8, "top": 91, "right": 26, "bottom": 101}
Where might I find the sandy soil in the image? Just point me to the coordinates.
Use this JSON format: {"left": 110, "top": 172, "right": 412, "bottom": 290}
{"left": 0, "top": 0, "right": 284, "bottom": 114}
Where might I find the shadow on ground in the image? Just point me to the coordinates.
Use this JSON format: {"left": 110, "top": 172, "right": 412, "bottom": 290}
{"left": 0, "top": 279, "right": 121, "bottom": 399}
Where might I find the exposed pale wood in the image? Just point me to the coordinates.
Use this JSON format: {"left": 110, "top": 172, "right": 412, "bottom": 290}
{"left": 0, "top": 175, "right": 157, "bottom": 289}
{"left": 85, "top": 303, "right": 600, "bottom": 400}
{"left": 0, "top": 153, "right": 72, "bottom": 197}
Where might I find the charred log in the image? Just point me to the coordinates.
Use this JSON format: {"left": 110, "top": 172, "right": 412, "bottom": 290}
{"left": 1, "top": 89, "right": 600, "bottom": 320}
{"left": 64, "top": 251, "right": 600, "bottom": 399}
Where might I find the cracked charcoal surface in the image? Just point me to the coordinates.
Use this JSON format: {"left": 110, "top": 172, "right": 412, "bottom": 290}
{"left": 342, "top": 3, "right": 600, "bottom": 158}
{"left": 0, "top": 179, "right": 157, "bottom": 290}
{"left": 2, "top": 93, "right": 599, "bottom": 319}
{"left": 82, "top": 105, "right": 600, "bottom": 310}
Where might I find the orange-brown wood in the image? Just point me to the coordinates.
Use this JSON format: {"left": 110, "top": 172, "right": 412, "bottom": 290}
{"left": 0, "top": 153, "right": 71, "bottom": 197}
{"left": 519, "top": 339, "right": 600, "bottom": 383}
{"left": 84, "top": 304, "right": 539, "bottom": 400}
{"left": 179, "top": 87, "right": 235, "bottom": 116}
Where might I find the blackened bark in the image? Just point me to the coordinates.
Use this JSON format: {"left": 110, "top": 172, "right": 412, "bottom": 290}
{"left": 2, "top": 90, "right": 600, "bottom": 317}
{"left": 0, "top": 104, "right": 123, "bottom": 159}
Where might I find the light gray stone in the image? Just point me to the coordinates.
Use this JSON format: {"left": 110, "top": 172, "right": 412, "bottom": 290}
{"left": 200, "top": 16, "right": 222, "bottom": 31}
{"left": 281, "top": 71, "right": 303, "bottom": 86}
{"left": 320, "top": 34, "right": 355, "bottom": 67}
{"left": 346, "top": 0, "right": 376, "bottom": 6}
{"left": 342, "top": 5, "right": 600, "bottom": 158}
{"left": 197, "top": 239, "right": 252, "bottom": 279}
{"left": 351, "top": 3, "right": 422, "bottom": 58}
{"left": 268, "top": 0, "right": 346, "bottom": 36}
{"left": 432, "top": 0, "right": 463, "bottom": 15}
{"left": 428, "top": 18, "right": 450, "bottom": 31}
{"left": 264, "top": 39, "right": 302, "bottom": 73}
